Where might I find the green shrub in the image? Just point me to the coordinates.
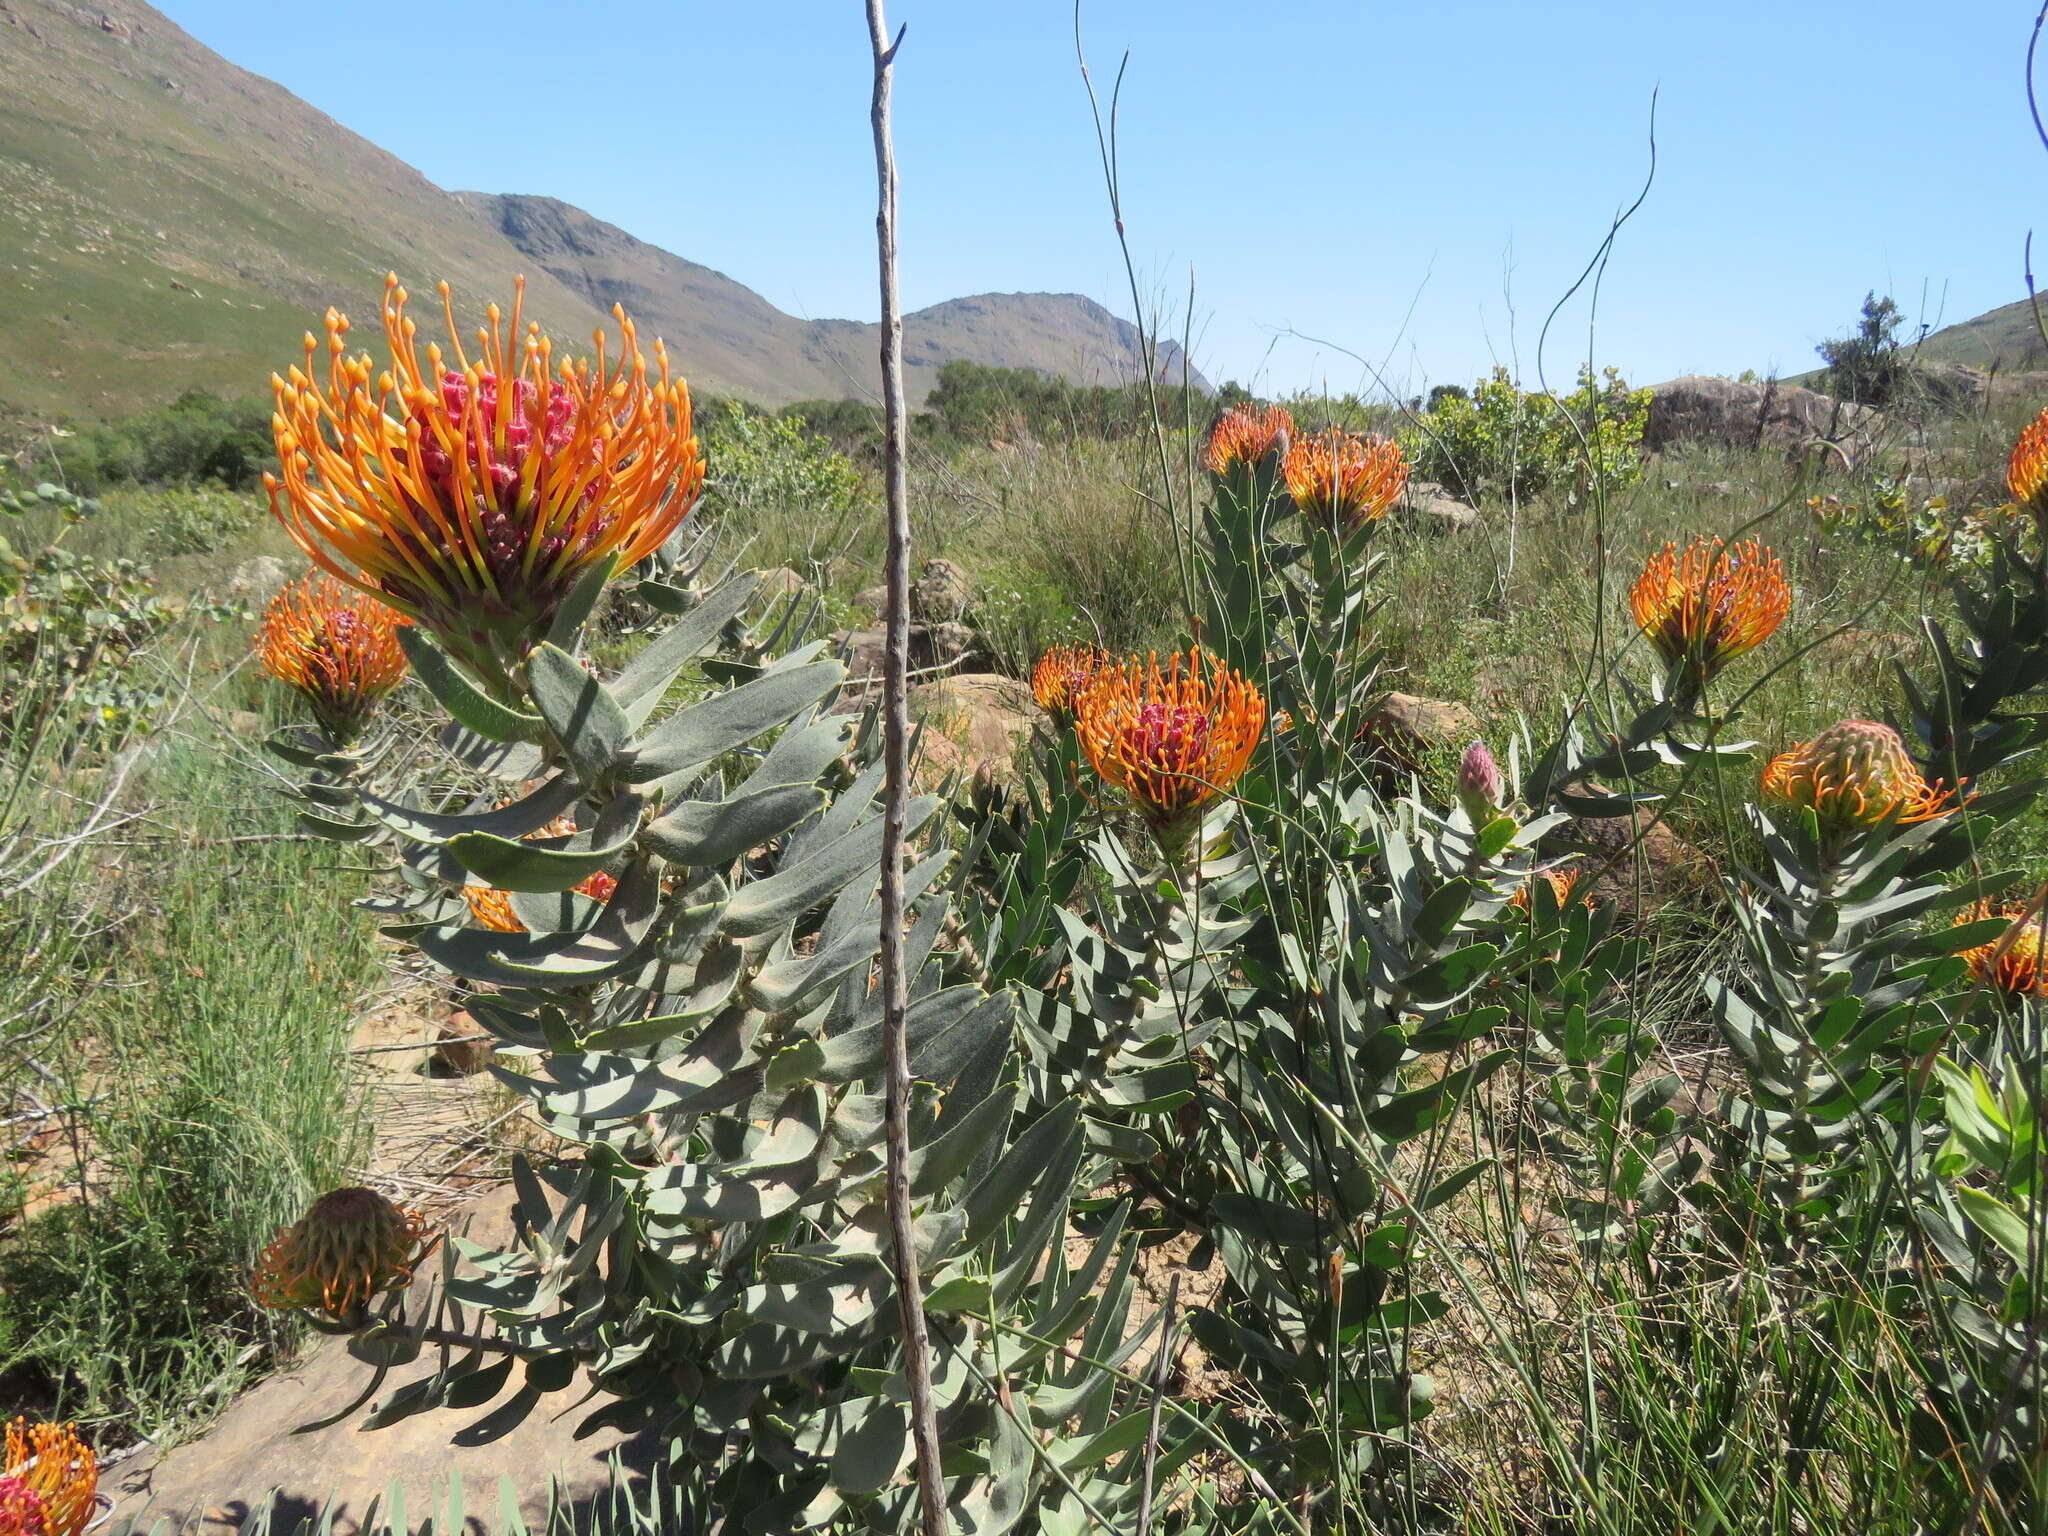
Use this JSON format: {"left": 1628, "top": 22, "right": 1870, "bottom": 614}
{"left": 1818, "top": 291, "right": 1911, "bottom": 406}
{"left": 1406, "top": 364, "right": 1651, "bottom": 502}
{"left": 50, "top": 390, "right": 276, "bottom": 492}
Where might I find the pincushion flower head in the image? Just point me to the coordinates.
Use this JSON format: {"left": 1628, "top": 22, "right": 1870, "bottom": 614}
{"left": 1958, "top": 899, "right": 2048, "bottom": 999}
{"left": 255, "top": 571, "right": 409, "bottom": 738}
{"left": 1073, "top": 648, "right": 1266, "bottom": 860}
{"left": 0, "top": 1420, "right": 95, "bottom": 1536}
{"left": 1282, "top": 429, "right": 1408, "bottom": 532}
{"left": 1031, "top": 641, "right": 1109, "bottom": 726}
{"left": 1206, "top": 404, "right": 1294, "bottom": 477}
{"left": 1511, "top": 866, "right": 1594, "bottom": 915}
{"left": 2008, "top": 406, "right": 2048, "bottom": 519}
{"left": 266, "top": 274, "right": 702, "bottom": 685}
{"left": 1630, "top": 536, "right": 1790, "bottom": 704}
{"left": 253, "top": 1186, "right": 435, "bottom": 1324}
{"left": 1760, "top": 719, "right": 1956, "bottom": 832}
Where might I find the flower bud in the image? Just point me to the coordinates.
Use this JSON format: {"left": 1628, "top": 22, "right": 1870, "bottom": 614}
{"left": 1457, "top": 738, "right": 1504, "bottom": 823}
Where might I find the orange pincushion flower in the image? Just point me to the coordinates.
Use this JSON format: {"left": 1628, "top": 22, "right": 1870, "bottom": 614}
{"left": 1031, "top": 642, "right": 1109, "bottom": 723}
{"left": 1760, "top": 719, "right": 1956, "bottom": 830}
{"left": 1074, "top": 648, "right": 1266, "bottom": 851}
{"left": 1, "top": 1421, "right": 96, "bottom": 1536}
{"left": 1957, "top": 900, "right": 2048, "bottom": 999}
{"left": 462, "top": 812, "right": 616, "bottom": 933}
{"left": 1282, "top": 430, "right": 1408, "bottom": 531}
{"left": 255, "top": 571, "right": 409, "bottom": 736}
{"left": 253, "top": 1186, "right": 435, "bottom": 1323}
{"left": 266, "top": 274, "right": 702, "bottom": 679}
{"left": 1511, "top": 867, "right": 1595, "bottom": 914}
{"left": 1630, "top": 537, "right": 1790, "bottom": 696}
{"left": 1206, "top": 404, "right": 1294, "bottom": 475}
{"left": 2008, "top": 406, "right": 2048, "bottom": 514}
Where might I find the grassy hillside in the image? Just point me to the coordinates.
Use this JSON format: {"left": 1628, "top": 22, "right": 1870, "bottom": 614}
{"left": 0, "top": 0, "right": 1200, "bottom": 428}
{"left": 1916, "top": 292, "right": 2048, "bottom": 370}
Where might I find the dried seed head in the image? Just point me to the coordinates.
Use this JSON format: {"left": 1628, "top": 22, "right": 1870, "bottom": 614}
{"left": 253, "top": 1186, "right": 435, "bottom": 1323}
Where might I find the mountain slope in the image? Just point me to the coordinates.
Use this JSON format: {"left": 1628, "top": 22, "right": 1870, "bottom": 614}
{"left": 455, "top": 193, "right": 1206, "bottom": 407}
{"left": 1916, "top": 296, "right": 2048, "bottom": 372}
{"left": 0, "top": 0, "right": 1200, "bottom": 426}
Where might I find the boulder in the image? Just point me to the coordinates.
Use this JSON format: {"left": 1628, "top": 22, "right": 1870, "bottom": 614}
{"left": 1368, "top": 692, "right": 1482, "bottom": 750}
{"left": 1400, "top": 480, "right": 1479, "bottom": 531}
{"left": 911, "top": 557, "right": 975, "bottom": 623}
{"left": 834, "top": 623, "right": 978, "bottom": 683}
{"left": 110, "top": 1184, "right": 656, "bottom": 1530}
{"left": 914, "top": 673, "right": 1039, "bottom": 781}
{"left": 227, "top": 555, "right": 289, "bottom": 605}
{"left": 1643, "top": 375, "right": 1884, "bottom": 465}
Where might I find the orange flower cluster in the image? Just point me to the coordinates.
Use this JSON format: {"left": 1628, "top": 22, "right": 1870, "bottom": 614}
{"left": 253, "top": 1186, "right": 435, "bottom": 1323}
{"left": 1958, "top": 900, "right": 2048, "bottom": 999}
{"left": 1067, "top": 646, "right": 1266, "bottom": 857}
{"left": 1760, "top": 719, "right": 1955, "bottom": 831}
{"left": 1511, "top": 866, "right": 1595, "bottom": 915}
{"left": 255, "top": 571, "right": 410, "bottom": 737}
{"left": 1031, "top": 642, "right": 1109, "bottom": 724}
{"left": 2009, "top": 405, "right": 2048, "bottom": 516}
{"left": 1630, "top": 537, "right": 1790, "bottom": 698}
{"left": 1282, "top": 430, "right": 1408, "bottom": 532}
{"left": 1206, "top": 404, "right": 1294, "bottom": 476}
{"left": 266, "top": 275, "right": 702, "bottom": 676}
{"left": 463, "top": 812, "right": 618, "bottom": 933}
{"left": 1, "top": 1420, "right": 96, "bottom": 1536}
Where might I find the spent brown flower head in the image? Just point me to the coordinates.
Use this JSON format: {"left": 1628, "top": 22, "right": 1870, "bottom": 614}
{"left": 255, "top": 571, "right": 409, "bottom": 737}
{"left": 1031, "top": 642, "right": 1109, "bottom": 724}
{"left": 1073, "top": 648, "right": 1266, "bottom": 856}
{"left": 1958, "top": 899, "right": 2048, "bottom": 999}
{"left": 1630, "top": 537, "right": 1790, "bottom": 698}
{"left": 1, "top": 1421, "right": 95, "bottom": 1536}
{"left": 266, "top": 275, "right": 702, "bottom": 677}
{"left": 253, "top": 1186, "right": 435, "bottom": 1323}
{"left": 1206, "top": 404, "right": 1294, "bottom": 476}
{"left": 1282, "top": 430, "right": 1408, "bottom": 531}
{"left": 1760, "top": 719, "right": 1956, "bottom": 831}
{"left": 2008, "top": 406, "right": 2048, "bottom": 515}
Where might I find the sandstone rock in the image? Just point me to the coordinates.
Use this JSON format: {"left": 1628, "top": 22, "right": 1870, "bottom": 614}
{"left": 431, "top": 1013, "right": 493, "bottom": 1076}
{"left": 911, "top": 557, "right": 974, "bottom": 623}
{"left": 1401, "top": 480, "right": 1479, "bottom": 531}
{"left": 1643, "top": 375, "right": 1885, "bottom": 465}
{"left": 834, "top": 624, "right": 979, "bottom": 683}
{"left": 754, "top": 565, "right": 808, "bottom": 600}
{"left": 854, "top": 583, "right": 888, "bottom": 615}
{"left": 914, "top": 673, "right": 1039, "bottom": 780}
{"left": 1368, "top": 692, "right": 1482, "bottom": 750}
{"left": 111, "top": 1184, "right": 656, "bottom": 1530}
{"left": 227, "top": 555, "right": 289, "bottom": 604}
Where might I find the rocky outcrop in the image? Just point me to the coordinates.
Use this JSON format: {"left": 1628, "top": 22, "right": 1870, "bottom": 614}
{"left": 1400, "top": 480, "right": 1480, "bottom": 531}
{"left": 1643, "top": 375, "right": 1884, "bottom": 465}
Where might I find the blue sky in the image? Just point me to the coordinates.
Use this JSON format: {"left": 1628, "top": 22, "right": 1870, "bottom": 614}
{"left": 160, "top": 0, "right": 2039, "bottom": 398}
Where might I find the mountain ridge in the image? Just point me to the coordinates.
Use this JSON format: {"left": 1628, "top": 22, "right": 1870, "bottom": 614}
{"left": 0, "top": 0, "right": 1202, "bottom": 427}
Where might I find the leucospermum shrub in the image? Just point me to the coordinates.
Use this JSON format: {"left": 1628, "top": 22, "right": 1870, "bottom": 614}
{"left": 250, "top": 274, "right": 2048, "bottom": 1530}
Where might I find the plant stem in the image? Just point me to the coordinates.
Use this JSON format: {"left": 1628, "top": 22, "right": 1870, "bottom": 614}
{"left": 865, "top": 8, "right": 949, "bottom": 1533}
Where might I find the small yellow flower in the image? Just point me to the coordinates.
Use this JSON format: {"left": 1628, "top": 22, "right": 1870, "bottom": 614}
{"left": 1282, "top": 430, "right": 1408, "bottom": 531}
{"left": 1031, "top": 641, "right": 1109, "bottom": 724}
{"left": 1760, "top": 719, "right": 1955, "bottom": 830}
{"left": 2008, "top": 406, "right": 2048, "bottom": 515}
{"left": 266, "top": 275, "right": 702, "bottom": 679}
{"left": 253, "top": 1186, "right": 435, "bottom": 1324}
{"left": 1206, "top": 404, "right": 1294, "bottom": 476}
{"left": 255, "top": 571, "right": 409, "bottom": 737}
{"left": 1074, "top": 648, "right": 1266, "bottom": 855}
{"left": 1, "top": 1420, "right": 96, "bottom": 1536}
{"left": 1630, "top": 537, "right": 1790, "bottom": 696}
{"left": 1958, "top": 900, "right": 2048, "bottom": 999}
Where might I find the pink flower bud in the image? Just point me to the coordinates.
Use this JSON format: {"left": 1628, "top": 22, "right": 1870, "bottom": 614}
{"left": 1457, "top": 738, "right": 1503, "bottom": 821}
